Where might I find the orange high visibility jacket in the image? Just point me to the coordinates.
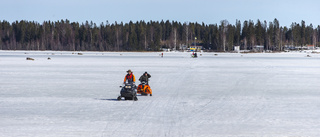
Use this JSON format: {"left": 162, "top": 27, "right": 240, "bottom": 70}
{"left": 124, "top": 74, "right": 136, "bottom": 83}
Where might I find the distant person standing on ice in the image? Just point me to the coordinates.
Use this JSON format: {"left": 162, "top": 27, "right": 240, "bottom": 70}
{"left": 161, "top": 53, "right": 163, "bottom": 58}
{"left": 123, "top": 69, "right": 136, "bottom": 84}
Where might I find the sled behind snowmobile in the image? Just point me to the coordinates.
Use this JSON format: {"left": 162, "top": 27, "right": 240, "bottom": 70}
{"left": 137, "top": 81, "right": 152, "bottom": 96}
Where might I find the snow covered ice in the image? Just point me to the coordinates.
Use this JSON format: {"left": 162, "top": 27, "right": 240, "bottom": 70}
{"left": 1, "top": 50, "right": 320, "bottom": 137}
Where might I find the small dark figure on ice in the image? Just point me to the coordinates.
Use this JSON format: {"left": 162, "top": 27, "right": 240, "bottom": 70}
{"left": 192, "top": 52, "right": 198, "bottom": 58}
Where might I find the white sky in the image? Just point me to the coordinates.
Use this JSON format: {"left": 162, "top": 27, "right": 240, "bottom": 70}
{"left": 1, "top": 0, "right": 319, "bottom": 27}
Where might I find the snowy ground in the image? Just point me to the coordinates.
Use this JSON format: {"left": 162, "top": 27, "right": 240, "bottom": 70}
{"left": 1, "top": 50, "right": 320, "bottom": 137}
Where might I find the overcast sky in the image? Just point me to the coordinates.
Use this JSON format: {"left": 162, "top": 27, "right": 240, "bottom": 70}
{"left": 1, "top": 0, "right": 319, "bottom": 27}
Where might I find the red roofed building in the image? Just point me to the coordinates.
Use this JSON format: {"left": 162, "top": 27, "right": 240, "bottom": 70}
{"left": 307, "top": 45, "right": 315, "bottom": 50}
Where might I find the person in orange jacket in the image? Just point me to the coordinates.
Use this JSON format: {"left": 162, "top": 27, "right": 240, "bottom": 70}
{"left": 123, "top": 69, "right": 136, "bottom": 84}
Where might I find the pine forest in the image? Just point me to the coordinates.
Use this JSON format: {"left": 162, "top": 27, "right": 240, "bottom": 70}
{"left": 0, "top": 19, "right": 319, "bottom": 51}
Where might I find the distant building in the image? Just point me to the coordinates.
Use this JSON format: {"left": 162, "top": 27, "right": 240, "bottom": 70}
{"left": 189, "top": 46, "right": 202, "bottom": 52}
{"left": 307, "top": 45, "right": 315, "bottom": 50}
{"left": 180, "top": 44, "right": 188, "bottom": 51}
{"left": 284, "top": 45, "right": 296, "bottom": 50}
{"left": 252, "top": 45, "right": 264, "bottom": 52}
{"left": 234, "top": 46, "right": 240, "bottom": 53}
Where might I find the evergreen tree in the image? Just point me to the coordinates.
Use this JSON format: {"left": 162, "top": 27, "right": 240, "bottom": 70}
{"left": 234, "top": 20, "right": 241, "bottom": 46}
{"left": 241, "top": 20, "right": 249, "bottom": 50}
{"left": 255, "top": 19, "right": 264, "bottom": 46}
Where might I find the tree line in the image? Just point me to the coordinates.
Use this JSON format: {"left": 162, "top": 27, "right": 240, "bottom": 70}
{"left": 0, "top": 19, "right": 319, "bottom": 51}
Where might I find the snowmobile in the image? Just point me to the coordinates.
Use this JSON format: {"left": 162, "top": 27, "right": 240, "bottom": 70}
{"left": 117, "top": 82, "right": 138, "bottom": 101}
{"left": 137, "top": 81, "right": 152, "bottom": 96}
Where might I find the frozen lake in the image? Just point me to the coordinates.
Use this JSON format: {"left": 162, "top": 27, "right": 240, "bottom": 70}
{"left": 1, "top": 50, "right": 320, "bottom": 137}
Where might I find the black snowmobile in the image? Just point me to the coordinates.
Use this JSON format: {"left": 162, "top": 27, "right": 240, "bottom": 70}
{"left": 117, "top": 82, "right": 138, "bottom": 101}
